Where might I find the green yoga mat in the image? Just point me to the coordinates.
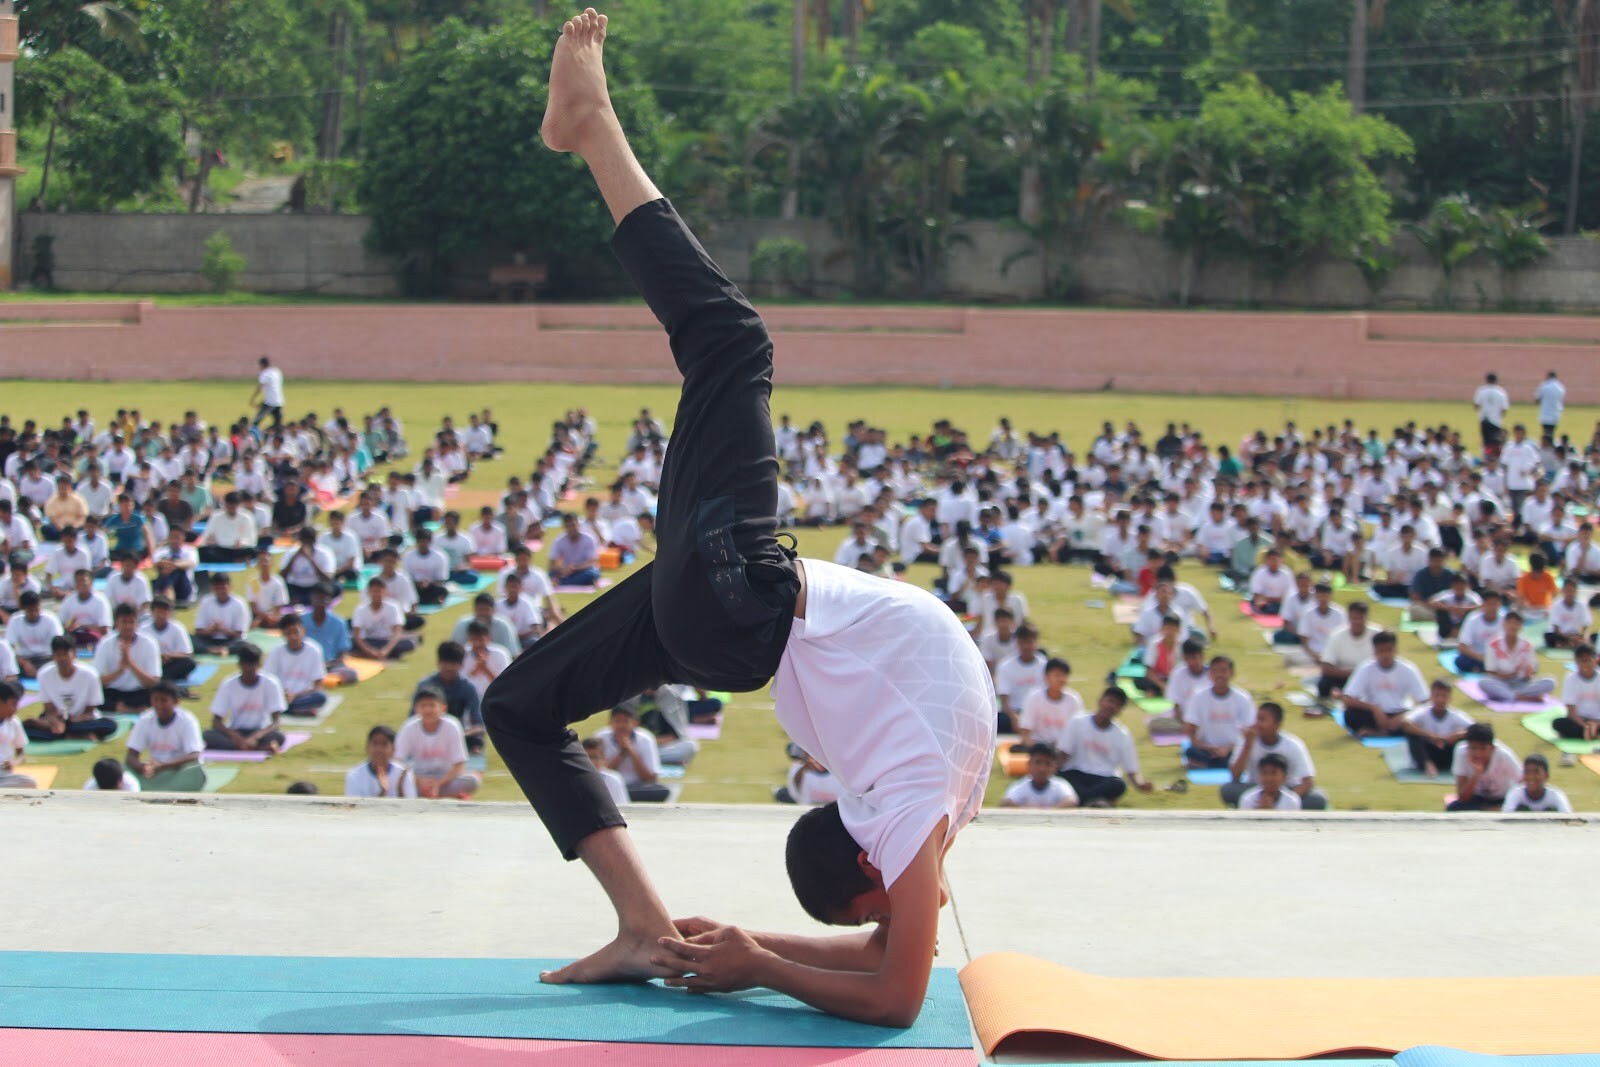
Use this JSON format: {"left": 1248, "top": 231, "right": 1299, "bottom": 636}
{"left": 200, "top": 765, "right": 240, "bottom": 792}
{"left": 1134, "top": 695, "right": 1173, "bottom": 714}
{"left": 1520, "top": 710, "right": 1600, "bottom": 756}
{"left": 0, "top": 951, "right": 972, "bottom": 1049}
{"left": 27, "top": 718, "right": 133, "bottom": 755}
{"left": 1379, "top": 743, "right": 1454, "bottom": 785}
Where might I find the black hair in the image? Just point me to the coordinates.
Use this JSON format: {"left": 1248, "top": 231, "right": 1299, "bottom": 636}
{"left": 366, "top": 724, "right": 397, "bottom": 744}
{"left": 1028, "top": 742, "right": 1058, "bottom": 759}
{"left": 286, "top": 781, "right": 320, "bottom": 795}
{"left": 1258, "top": 752, "right": 1290, "bottom": 773}
{"left": 1465, "top": 722, "right": 1495, "bottom": 744}
{"left": 1044, "top": 657, "right": 1071, "bottom": 675}
{"left": 50, "top": 635, "right": 74, "bottom": 654}
{"left": 151, "top": 680, "right": 180, "bottom": 700}
{"left": 1100, "top": 686, "right": 1129, "bottom": 707}
{"left": 1181, "top": 638, "right": 1205, "bottom": 656}
{"left": 113, "top": 603, "right": 137, "bottom": 621}
{"left": 437, "top": 641, "right": 466, "bottom": 664}
{"left": 1372, "top": 630, "right": 1398, "bottom": 647}
{"left": 1258, "top": 701, "right": 1285, "bottom": 724}
{"left": 1524, "top": 753, "right": 1550, "bottom": 773}
{"left": 236, "top": 642, "right": 263, "bottom": 665}
{"left": 280, "top": 613, "right": 303, "bottom": 630}
{"left": 92, "top": 758, "right": 124, "bottom": 790}
{"left": 0, "top": 680, "right": 19, "bottom": 703}
{"left": 785, "top": 802, "right": 875, "bottom": 925}
{"left": 415, "top": 684, "right": 446, "bottom": 705}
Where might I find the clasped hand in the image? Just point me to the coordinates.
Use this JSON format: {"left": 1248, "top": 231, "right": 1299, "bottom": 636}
{"left": 652, "top": 916, "right": 771, "bottom": 994}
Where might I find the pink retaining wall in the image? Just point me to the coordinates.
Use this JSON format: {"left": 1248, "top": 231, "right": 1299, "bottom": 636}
{"left": 1, "top": 302, "right": 1597, "bottom": 402}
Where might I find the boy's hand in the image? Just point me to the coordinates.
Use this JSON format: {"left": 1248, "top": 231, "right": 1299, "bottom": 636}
{"left": 671, "top": 916, "right": 723, "bottom": 939}
{"left": 655, "top": 926, "right": 771, "bottom": 994}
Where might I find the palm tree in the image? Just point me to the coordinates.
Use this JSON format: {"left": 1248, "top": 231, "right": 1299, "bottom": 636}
{"left": 1559, "top": 0, "right": 1600, "bottom": 233}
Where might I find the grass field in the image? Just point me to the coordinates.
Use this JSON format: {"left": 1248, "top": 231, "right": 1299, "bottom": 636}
{"left": 6, "top": 379, "right": 1598, "bottom": 813}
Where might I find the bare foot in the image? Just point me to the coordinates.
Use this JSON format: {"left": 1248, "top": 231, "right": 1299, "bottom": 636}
{"left": 540, "top": 931, "right": 678, "bottom": 985}
{"left": 541, "top": 8, "right": 614, "bottom": 154}
{"left": 1423, "top": 762, "right": 1438, "bottom": 778}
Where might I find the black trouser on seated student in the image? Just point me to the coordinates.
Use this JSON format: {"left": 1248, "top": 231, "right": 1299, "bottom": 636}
{"left": 1370, "top": 582, "right": 1408, "bottom": 600}
{"left": 202, "top": 727, "right": 287, "bottom": 751}
{"left": 1061, "top": 769, "right": 1126, "bottom": 805}
{"left": 1435, "top": 610, "right": 1463, "bottom": 640}
{"left": 162, "top": 657, "right": 197, "bottom": 681}
{"left": 483, "top": 200, "right": 800, "bottom": 861}
{"left": 1407, "top": 735, "right": 1457, "bottom": 770}
{"left": 199, "top": 545, "right": 255, "bottom": 564}
{"left": 24, "top": 716, "right": 118, "bottom": 742}
{"left": 1340, "top": 705, "right": 1399, "bottom": 736}
{"left": 1551, "top": 717, "right": 1600, "bottom": 739}
{"left": 103, "top": 686, "right": 151, "bottom": 711}
{"left": 629, "top": 782, "right": 671, "bottom": 803}
{"left": 1447, "top": 795, "right": 1502, "bottom": 812}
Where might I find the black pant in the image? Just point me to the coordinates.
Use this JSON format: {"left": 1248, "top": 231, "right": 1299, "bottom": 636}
{"left": 24, "top": 716, "right": 117, "bottom": 742}
{"left": 1061, "top": 769, "right": 1127, "bottom": 805}
{"left": 199, "top": 545, "right": 255, "bottom": 564}
{"left": 1341, "top": 705, "right": 1398, "bottom": 735}
{"left": 162, "top": 657, "right": 197, "bottom": 681}
{"left": 482, "top": 200, "right": 800, "bottom": 860}
{"left": 153, "top": 570, "right": 194, "bottom": 604}
{"left": 1448, "top": 795, "right": 1502, "bottom": 812}
{"left": 1406, "top": 735, "right": 1457, "bottom": 771}
{"left": 1552, "top": 717, "right": 1598, "bottom": 739}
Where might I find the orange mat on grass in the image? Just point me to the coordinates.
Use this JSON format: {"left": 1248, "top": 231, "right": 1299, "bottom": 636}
{"left": 326, "top": 658, "right": 385, "bottom": 688}
{"left": 469, "top": 555, "right": 509, "bottom": 571}
{"left": 960, "top": 953, "right": 1600, "bottom": 1059}
{"left": 11, "top": 765, "right": 58, "bottom": 790}
{"left": 993, "top": 740, "right": 1028, "bottom": 778}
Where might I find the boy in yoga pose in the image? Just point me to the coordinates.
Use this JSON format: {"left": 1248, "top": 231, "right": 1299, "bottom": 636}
{"left": 481, "top": 9, "right": 995, "bottom": 1028}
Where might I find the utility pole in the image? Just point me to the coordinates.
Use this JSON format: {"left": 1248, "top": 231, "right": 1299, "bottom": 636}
{"left": 0, "top": 0, "right": 23, "bottom": 290}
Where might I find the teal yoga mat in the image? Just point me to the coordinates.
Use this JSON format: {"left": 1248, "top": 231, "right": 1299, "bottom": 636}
{"left": 0, "top": 952, "right": 971, "bottom": 1049}
{"left": 1186, "top": 767, "right": 1231, "bottom": 786}
{"left": 1380, "top": 743, "right": 1454, "bottom": 785}
{"left": 1396, "top": 1047, "right": 1600, "bottom": 1067}
{"left": 1520, "top": 710, "right": 1600, "bottom": 756}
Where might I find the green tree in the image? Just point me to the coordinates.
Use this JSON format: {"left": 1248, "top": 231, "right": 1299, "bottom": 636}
{"left": 1407, "top": 194, "right": 1483, "bottom": 308}
{"left": 201, "top": 230, "right": 246, "bottom": 291}
{"left": 359, "top": 17, "right": 663, "bottom": 295}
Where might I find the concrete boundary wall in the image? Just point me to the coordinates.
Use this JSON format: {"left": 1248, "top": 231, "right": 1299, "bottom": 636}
{"left": 2, "top": 302, "right": 1598, "bottom": 402}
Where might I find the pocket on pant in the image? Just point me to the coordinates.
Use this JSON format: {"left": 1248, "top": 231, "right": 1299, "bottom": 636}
{"left": 694, "top": 496, "right": 785, "bottom": 629}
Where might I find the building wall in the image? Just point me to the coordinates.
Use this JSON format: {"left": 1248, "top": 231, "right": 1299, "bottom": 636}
{"left": 2, "top": 300, "right": 1597, "bottom": 403}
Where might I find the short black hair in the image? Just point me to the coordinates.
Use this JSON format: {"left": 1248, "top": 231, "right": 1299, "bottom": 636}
{"left": 437, "top": 641, "right": 466, "bottom": 664}
{"left": 1045, "top": 657, "right": 1070, "bottom": 675}
{"left": 786, "top": 802, "right": 874, "bottom": 925}
{"left": 1181, "top": 638, "right": 1205, "bottom": 656}
{"left": 1258, "top": 701, "right": 1284, "bottom": 724}
{"left": 1465, "top": 722, "right": 1495, "bottom": 744}
{"left": 50, "top": 635, "right": 74, "bottom": 654}
{"left": 92, "top": 758, "right": 124, "bottom": 790}
{"left": 1524, "top": 753, "right": 1550, "bottom": 773}
{"left": 236, "top": 642, "right": 263, "bottom": 665}
{"left": 0, "top": 680, "right": 20, "bottom": 704}
{"left": 1258, "top": 752, "right": 1290, "bottom": 773}
{"left": 286, "top": 781, "right": 320, "bottom": 795}
{"left": 1028, "top": 742, "right": 1057, "bottom": 759}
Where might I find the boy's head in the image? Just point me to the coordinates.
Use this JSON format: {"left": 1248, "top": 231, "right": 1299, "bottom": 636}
{"left": 785, "top": 802, "right": 885, "bottom": 927}
{"left": 1257, "top": 752, "right": 1289, "bottom": 792}
{"left": 236, "top": 642, "right": 263, "bottom": 677}
{"left": 414, "top": 687, "right": 446, "bottom": 726}
{"left": 1523, "top": 753, "right": 1550, "bottom": 793}
{"left": 1464, "top": 722, "right": 1496, "bottom": 762}
{"left": 1372, "top": 631, "right": 1398, "bottom": 665}
{"left": 0, "top": 680, "right": 18, "bottom": 721}
{"left": 1429, "top": 678, "right": 1453, "bottom": 708}
{"left": 1181, "top": 638, "right": 1205, "bottom": 668}
{"left": 366, "top": 724, "right": 397, "bottom": 764}
{"left": 1026, "top": 742, "right": 1058, "bottom": 785}
{"left": 436, "top": 640, "right": 466, "bottom": 679}
{"left": 1015, "top": 625, "right": 1039, "bottom": 656}
{"left": 92, "top": 757, "right": 124, "bottom": 790}
{"left": 1576, "top": 643, "right": 1597, "bottom": 675}
{"left": 151, "top": 596, "right": 173, "bottom": 625}
{"left": 1044, "top": 658, "right": 1070, "bottom": 692}
{"left": 1094, "top": 686, "right": 1129, "bottom": 722}
{"left": 50, "top": 635, "right": 76, "bottom": 670}
{"left": 150, "top": 681, "right": 179, "bottom": 722}
{"left": 1254, "top": 701, "right": 1285, "bottom": 739}
{"left": 582, "top": 736, "right": 606, "bottom": 770}
{"left": 609, "top": 704, "right": 638, "bottom": 737}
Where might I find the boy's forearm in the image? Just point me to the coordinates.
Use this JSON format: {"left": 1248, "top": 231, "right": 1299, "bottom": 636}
{"left": 752, "top": 927, "right": 886, "bottom": 973}
{"left": 755, "top": 953, "right": 925, "bottom": 1029}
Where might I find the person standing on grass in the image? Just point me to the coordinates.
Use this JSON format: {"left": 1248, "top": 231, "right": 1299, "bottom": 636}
{"left": 481, "top": 10, "right": 994, "bottom": 1028}
{"left": 250, "top": 356, "right": 286, "bottom": 432}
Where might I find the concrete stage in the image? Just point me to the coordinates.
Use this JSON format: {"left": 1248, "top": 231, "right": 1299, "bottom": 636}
{"left": 5, "top": 792, "right": 1600, "bottom": 1061}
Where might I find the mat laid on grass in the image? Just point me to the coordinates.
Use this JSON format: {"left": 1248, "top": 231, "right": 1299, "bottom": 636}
{"left": 1379, "top": 744, "right": 1454, "bottom": 785}
{"left": 202, "top": 732, "right": 311, "bottom": 764}
{"left": 327, "top": 658, "right": 384, "bottom": 688}
{"left": 959, "top": 952, "right": 1600, "bottom": 1059}
{"left": 1329, "top": 708, "right": 1406, "bottom": 748}
{"left": 0, "top": 952, "right": 971, "bottom": 1049}
{"left": 1236, "top": 601, "right": 1283, "bottom": 628}
{"left": 278, "top": 693, "right": 345, "bottom": 728}
{"left": 1519, "top": 710, "right": 1600, "bottom": 756}
{"left": 7, "top": 765, "right": 57, "bottom": 789}
{"left": 1456, "top": 679, "right": 1562, "bottom": 715}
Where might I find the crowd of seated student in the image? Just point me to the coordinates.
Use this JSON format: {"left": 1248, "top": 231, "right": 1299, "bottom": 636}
{"left": 763, "top": 408, "right": 1597, "bottom": 811}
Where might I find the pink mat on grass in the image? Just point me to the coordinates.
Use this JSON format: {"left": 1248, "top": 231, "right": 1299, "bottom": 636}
{"left": 1150, "top": 733, "right": 1187, "bottom": 747}
{"left": 0, "top": 1031, "right": 976, "bottom": 1067}
{"left": 685, "top": 718, "right": 723, "bottom": 741}
{"left": 203, "top": 732, "right": 312, "bottom": 763}
{"left": 1236, "top": 601, "right": 1283, "bottom": 628}
{"left": 1455, "top": 679, "right": 1562, "bottom": 714}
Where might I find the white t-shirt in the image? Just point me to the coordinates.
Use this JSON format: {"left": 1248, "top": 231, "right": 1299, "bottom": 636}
{"left": 58, "top": 592, "right": 112, "bottom": 632}
{"left": 1550, "top": 598, "right": 1593, "bottom": 637}
{"left": 1237, "top": 732, "right": 1315, "bottom": 787}
{"left": 1020, "top": 688, "right": 1084, "bottom": 750}
{"left": 37, "top": 662, "right": 105, "bottom": 717}
{"left": 283, "top": 547, "right": 336, "bottom": 588}
{"left": 1059, "top": 714, "right": 1139, "bottom": 778}
{"left": 0, "top": 715, "right": 25, "bottom": 763}
{"left": 1562, "top": 669, "right": 1600, "bottom": 721}
{"left": 1405, "top": 705, "right": 1475, "bottom": 739}
{"left": 0, "top": 640, "right": 16, "bottom": 680}
{"left": 994, "top": 653, "right": 1048, "bottom": 711}
{"left": 1003, "top": 776, "right": 1077, "bottom": 808}
{"left": 265, "top": 640, "right": 327, "bottom": 697}
{"left": 772, "top": 559, "right": 995, "bottom": 889}
{"left": 395, "top": 715, "right": 469, "bottom": 779}
{"left": 248, "top": 575, "right": 290, "bottom": 616}
{"left": 344, "top": 759, "right": 418, "bottom": 798}
{"left": 463, "top": 643, "right": 512, "bottom": 699}
{"left": 91, "top": 633, "right": 160, "bottom": 691}
{"left": 1473, "top": 383, "right": 1509, "bottom": 426}
{"left": 1247, "top": 567, "right": 1294, "bottom": 601}
{"left": 1239, "top": 786, "right": 1302, "bottom": 811}
{"left": 497, "top": 566, "right": 555, "bottom": 600}
{"left": 596, "top": 725, "right": 662, "bottom": 788}
{"left": 496, "top": 594, "right": 542, "bottom": 635}
{"left": 599, "top": 767, "right": 630, "bottom": 805}
{"left": 1458, "top": 610, "right": 1506, "bottom": 657}
{"left": 127, "top": 708, "right": 205, "bottom": 764}
{"left": 140, "top": 620, "right": 193, "bottom": 658}
{"left": 209, "top": 674, "right": 287, "bottom": 731}
{"left": 258, "top": 366, "right": 285, "bottom": 407}
{"left": 1502, "top": 784, "right": 1572, "bottom": 813}
{"left": 1452, "top": 740, "right": 1523, "bottom": 799}
{"left": 6, "top": 612, "right": 64, "bottom": 658}
{"left": 1182, "top": 685, "right": 1255, "bottom": 749}
{"left": 351, "top": 600, "right": 405, "bottom": 644}
{"left": 106, "top": 572, "right": 154, "bottom": 612}
{"left": 1344, "top": 657, "right": 1428, "bottom": 713}
{"left": 195, "top": 595, "right": 250, "bottom": 636}
{"left": 1298, "top": 605, "right": 1347, "bottom": 656}
{"left": 1164, "top": 665, "right": 1211, "bottom": 717}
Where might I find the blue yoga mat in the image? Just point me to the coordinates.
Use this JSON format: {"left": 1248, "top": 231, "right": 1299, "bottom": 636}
{"left": 1397, "top": 1048, "right": 1600, "bottom": 1067}
{"left": 0, "top": 951, "right": 970, "bottom": 1049}
{"left": 183, "top": 662, "right": 220, "bottom": 687}
{"left": 1329, "top": 708, "right": 1407, "bottom": 749}
{"left": 1438, "top": 650, "right": 1484, "bottom": 680}
{"left": 195, "top": 562, "right": 251, "bottom": 574}
{"left": 1186, "top": 767, "right": 1232, "bottom": 786}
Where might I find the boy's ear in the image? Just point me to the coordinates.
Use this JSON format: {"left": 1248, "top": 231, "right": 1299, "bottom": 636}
{"left": 856, "top": 851, "right": 884, "bottom": 887}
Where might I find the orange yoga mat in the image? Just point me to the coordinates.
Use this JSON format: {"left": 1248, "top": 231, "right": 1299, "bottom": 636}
{"left": 326, "top": 658, "right": 385, "bottom": 688}
{"left": 1580, "top": 754, "right": 1600, "bottom": 778}
{"left": 469, "top": 555, "right": 509, "bottom": 572}
{"left": 960, "top": 953, "right": 1600, "bottom": 1059}
{"left": 12, "top": 765, "right": 59, "bottom": 790}
{"left": 993, "top": 741, "right": 1029, "bottom": 778}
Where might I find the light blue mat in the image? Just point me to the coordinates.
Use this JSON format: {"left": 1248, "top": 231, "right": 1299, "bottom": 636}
{"left": 1398, "top": 1048, "right": 1600, "bottom": 1067}
{"left": 0, "top": 951, "right": 971, "bottom": 1048}
{"left": 1330, "top": 708, "right": 1407, "bottom": 748}
{"left": 1438, "top": 650, "right": 1484, "bottom": 680}
{"left": 1185, "top": 767, "right": 1232, "bottom": 786}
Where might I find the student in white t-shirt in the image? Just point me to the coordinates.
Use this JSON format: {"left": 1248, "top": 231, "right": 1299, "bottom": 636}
{"left": 1247, "top": 551, "right": 1294, "bottom": 613}
{"left": 596, "top": 704, "right": 666, "bottom": 802}
{"left": 1182, "top": 655, "right": 1255, "bottom": 768}
{"left": 1552, "top": 643, "right": 1600, "bottom": 743}
{"left": 105, "top": 553, "right": 153, "bottom": 616}
{"left": 250, "top": 355, "right": 286, "bottom": 430}
{"left": 497, "top": 573, "right": 545, "bottom": 651}
{"left": 203, "top": 643, "right": 288, "bottom": 753}
{"left": 1340, "top": 632, "right": 1427, "bottom": 737}
{"left": 85, "top": 756, "right": 141, "bottom": 792}
{"left": 1001, "top": 743, "right": 1078, "bottom": 809}
{"left": 6, "top": 592, "right": 64, "bottom": 676}
{"left": 193, "top": 573, "right": 250, "bottom": 655}
{"left": 1017, "top": 658, "right": 1082, "bottom": 752}
{"left": 91, "top": 604, "right": 162, "bottom": 712}
{"left": 1401, "top": 680, "right": 1475, "bottom": 777}
{"left": 1057, "top": 687, "right": 1153, "bottom": 806}
{"left": 583, "top": 736, "right": 630, "bottom": 806}
{"left": 247, "top": 550, "right": 291, "bottom": 630}
{"left": 350, "top": 577, "right": 417, "bottom": 660}
{"left": 344, "top": 724, "right": 418, "bottom": 799}
{"left": 1546, "top": 578, "right": 1593, "bottom": 649}
{"left": 58, "top": 569, "right": 113, "bottom": 646}
{"left": 0, "top": 682, "right": 39, "bottom": 789}
{"left": 993, "top": 626, "right": 1047, "bottom": 734}
{"left": 1501, "top": 753, "right": 1572, "bottom": 813}
{"left": 28, "top": 636, "right": 117, "bottom": 741}
{"left": 1222, "top": 701, "right": 1326, "bottom": 809}
{"left": 1237, "top": 753, "right": 1302, "bottom": 811}
{"left": 265, "top": 614, "right": 328, "bottom": 716}
{"left": 125, "top": 682, "right": 207, "bottom": 792}
{"left": 395, "top": 687, "right": 479, "bottom": 798}
{"left": 1448, "top": 722, "right": 1522, "bottom": 811}
{"left": 461, "top": 620, "right": 512, "bottom": 700}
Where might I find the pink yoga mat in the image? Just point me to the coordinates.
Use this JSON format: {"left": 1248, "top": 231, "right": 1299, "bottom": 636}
{"left": 1456, "top": 679, "right": 1562, "bottom": 714}
{"left": 685, "top": 719, "right": 722, "bottom": 741}
{"left": 1150, "top": 733, "right": 1187, "bottom": 747}
{"left": 0, "top": 1031, "right": 974, "bottom": 1067}
{"left": 203, "top": 731, "right": 312, "bottom": 763}
{"left": 1236, "top": 601, "right": 1283, "bottom": 628}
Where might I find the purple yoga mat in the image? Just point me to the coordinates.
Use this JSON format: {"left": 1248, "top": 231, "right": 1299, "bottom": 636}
{"left": 1456, "top": 679, "right": 1562, "bottom": 714}
{"left": 685, "top": 719, "right": 722, "bottom": 741}
{"left": 1150, "top": 733, "right": 1187, "bottom": 747}
{"left": 203, "top": 731, "right": 312, "bottom": 763}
